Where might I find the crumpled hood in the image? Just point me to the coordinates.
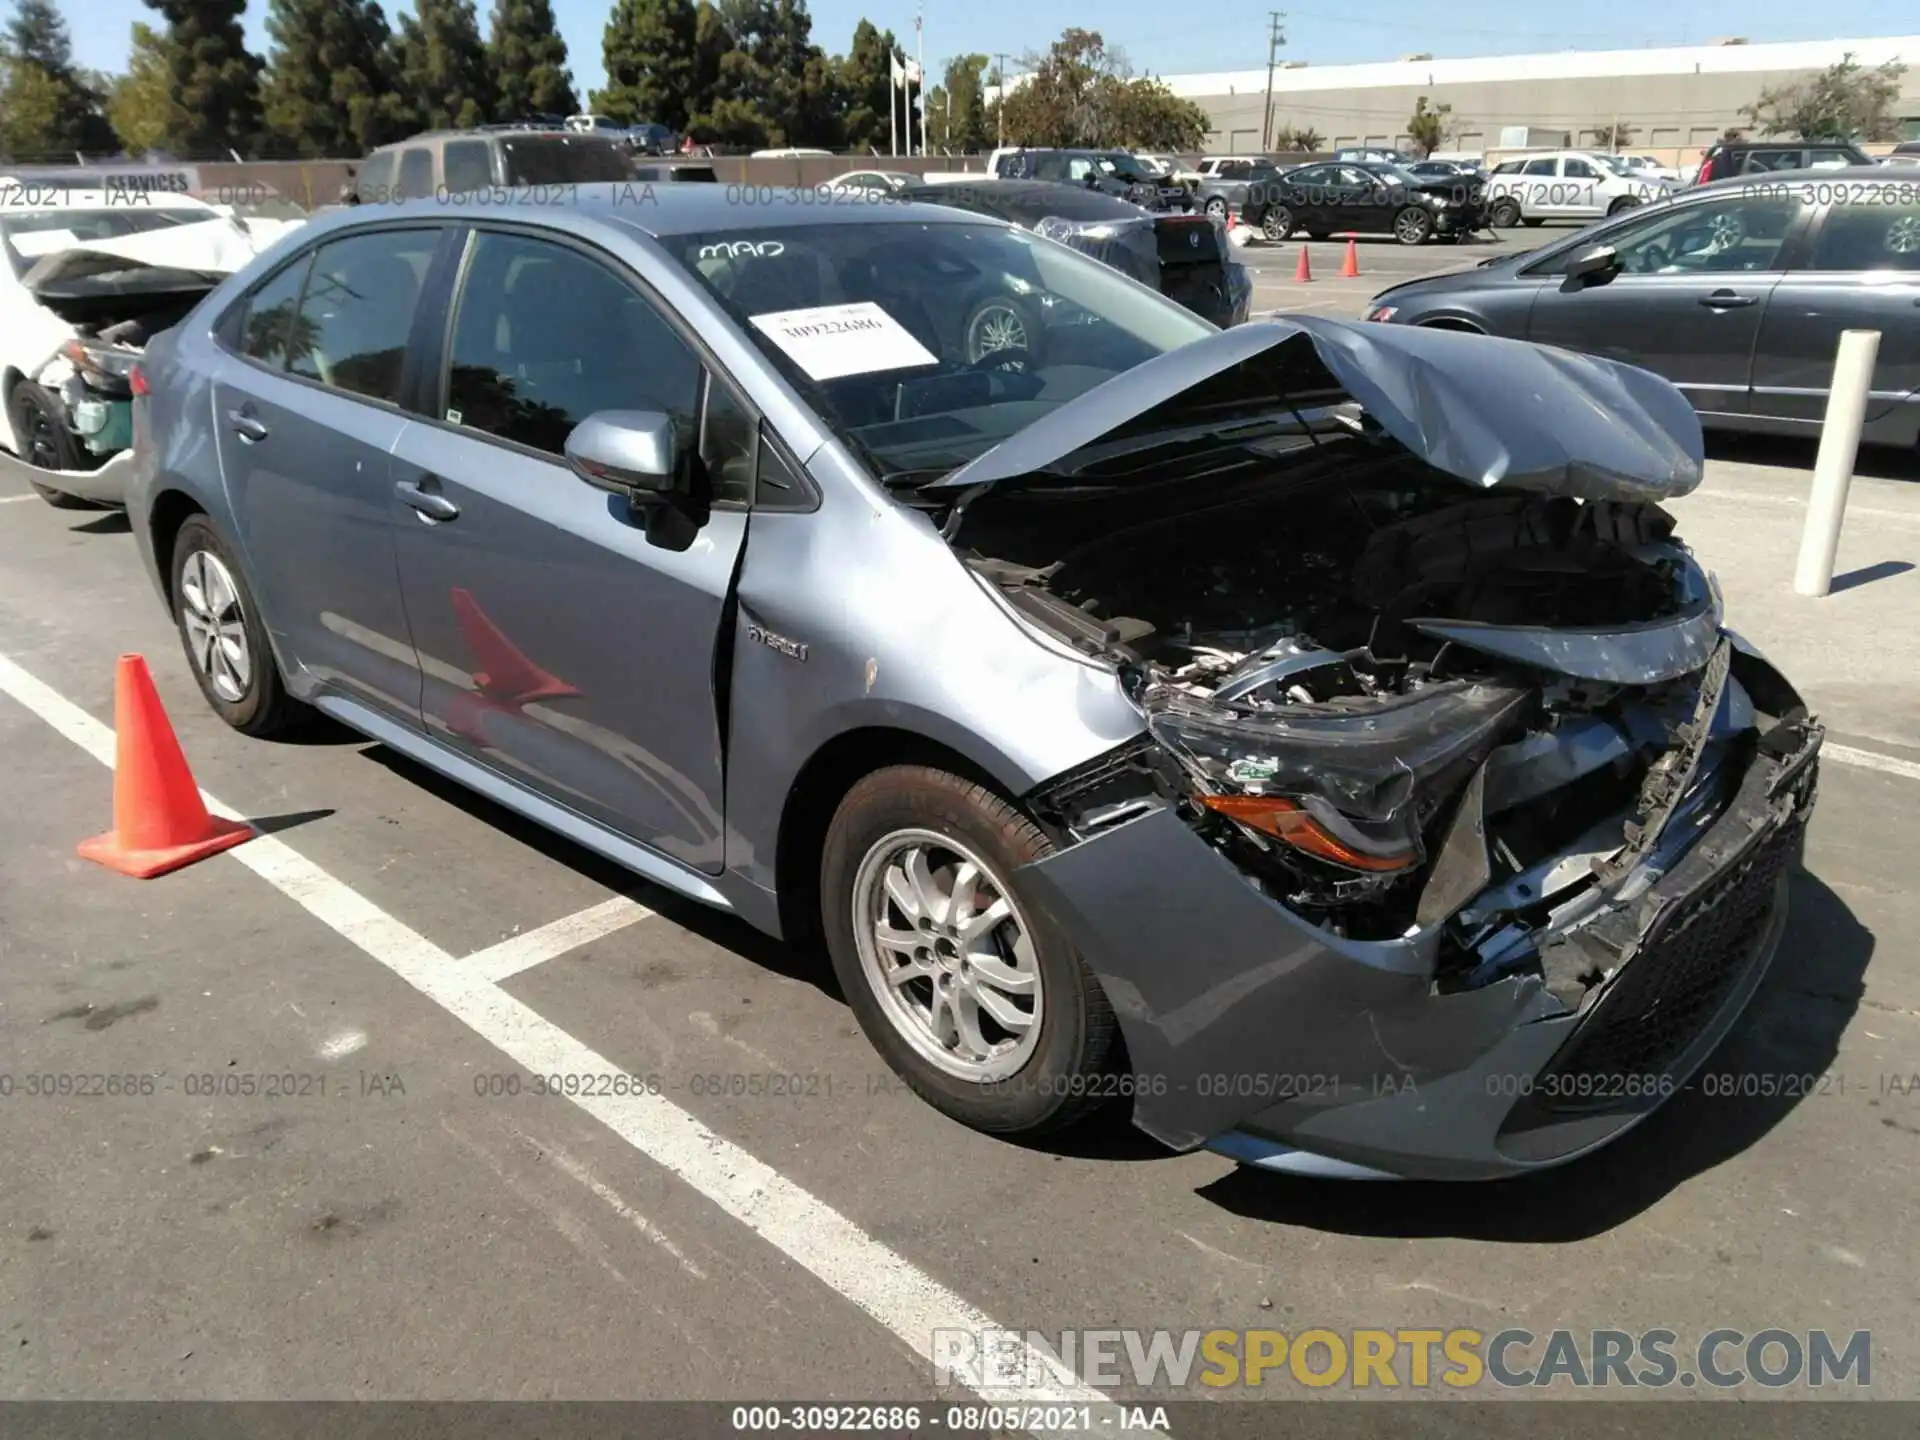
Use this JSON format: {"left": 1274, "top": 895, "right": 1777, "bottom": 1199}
{"left": 20, "top": 218, "right": 258, "bottom": 295}
{"left": 927, "top": 315, "right": 1704, "bottom": 503}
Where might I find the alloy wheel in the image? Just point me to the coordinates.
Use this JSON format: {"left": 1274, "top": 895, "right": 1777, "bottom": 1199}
{"left": 1395, "top": 208, "right": 1432, "bottom": 244}
{"left": 965, "top": 303, "right": 1029, "bottom": 363}
{"left": 851, "top": 828, "right": 1044, "bottom": 1082}
{"left": 179, "top": 549, "right": 252, "bottom": 704}
{"left": 1262, "top": 207, "right": 1291, "bottom": 242}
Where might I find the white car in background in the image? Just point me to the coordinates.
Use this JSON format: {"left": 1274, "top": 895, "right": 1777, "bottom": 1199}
{"left": 0, "top": 183, "right": 276, "bottom": 507}
{"left": 1483, "top": 150, "right": 1674, "bottom": 227}
{"left": 824, "top": 169, "right": 916, "bottom": 195}
{"left": 1608, "top": 153, "right": 1681, "bottom": 183}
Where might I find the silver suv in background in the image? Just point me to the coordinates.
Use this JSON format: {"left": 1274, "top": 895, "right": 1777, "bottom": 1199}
{"left": 352, "top": 130, "right": 635, "bottom": 204}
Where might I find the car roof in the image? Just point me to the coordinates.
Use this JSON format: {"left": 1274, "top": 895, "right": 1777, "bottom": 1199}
{"left": 1698, "top": 163, "right": 1893, "bottom": 186}
{"left": 304, "top": 183, "right": 995, "bottom": 240}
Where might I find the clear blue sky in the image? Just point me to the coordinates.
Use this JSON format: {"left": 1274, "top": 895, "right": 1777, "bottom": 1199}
{"left": 65, "top": 0, "right": 1920, "bottom": 100}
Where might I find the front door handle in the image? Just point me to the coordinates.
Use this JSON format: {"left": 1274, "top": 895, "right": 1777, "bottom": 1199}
{"left": 1698, "top": 290, "right": 1757, "bottom": 309}
{"left": 395, "top": 478, "right": 460, "bottom": 523}
{"left": 227, "top": 409, "right": 268, "bottom": 443}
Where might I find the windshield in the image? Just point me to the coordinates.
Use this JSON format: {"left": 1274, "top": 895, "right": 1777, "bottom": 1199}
{"left": 666, "top": 220, "right": 1214, "bottom": 479}
{"left": 499, "top": 136, "right": 634, "bottom": 184}
{"left": 0, "top": 207, "right": 206, "bottom": 275}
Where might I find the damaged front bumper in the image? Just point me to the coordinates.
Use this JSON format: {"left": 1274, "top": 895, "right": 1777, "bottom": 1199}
{"left": 1016, "top": 666, "right": 1821, "bottom": 1181}
{"left": 0, "top": 446, "right": 134, "bottom": 504}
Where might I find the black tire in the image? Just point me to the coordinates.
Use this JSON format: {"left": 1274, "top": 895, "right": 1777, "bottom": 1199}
{"left": 1260, "top": 206, "right": 1293, "bottom": 242}
{"left": 1392, "top": 205, "right": 1433, "bottom": 246}
{"left": 1203, "top": 197, "right": 1227, "bottom": 220}
{"left": 821, "top": 765, "right": 1121, "bottom": 1136}
{"left": 1607, "top": 195, "right": 1641, "bottom": 215}
{"left": 1487, "top": 196, "right": 1521, "bottom": 229}
{"left": 168, "top": 515, "right": 307, "bottom": 738}
{"left": 8, "top": 382, "right": 95, "bottom": 509}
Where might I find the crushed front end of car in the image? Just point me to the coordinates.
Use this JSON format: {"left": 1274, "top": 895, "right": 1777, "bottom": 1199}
{"left": 928, "top": 318, "right": 1822, "bottom": 1179}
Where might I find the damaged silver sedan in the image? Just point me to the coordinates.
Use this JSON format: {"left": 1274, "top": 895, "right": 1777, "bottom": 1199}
{"left": 135, "top": 196, "right": 1819, "bottom": 1181}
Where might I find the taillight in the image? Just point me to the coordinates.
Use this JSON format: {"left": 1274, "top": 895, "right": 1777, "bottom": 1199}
{"left": 130, "top": 365, "right": 151, "bottom": 397}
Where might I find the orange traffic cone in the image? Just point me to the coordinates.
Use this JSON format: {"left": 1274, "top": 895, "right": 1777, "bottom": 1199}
{"left": 78, "top": 654, "right": 253, "bottom": 878}
{"left": 1340, "top": 238, "right": 1361, "bottom": 278}
{"left": 1294, "top": 245, "right": 1313, "bottom": 282}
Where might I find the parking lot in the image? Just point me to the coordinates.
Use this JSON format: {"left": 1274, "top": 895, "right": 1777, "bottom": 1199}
{"left": 3, "top": 272, "right": 1920, "bottom": 1422}
{"left": 1239, "top": 226, "right": 1542, "bottom": 318}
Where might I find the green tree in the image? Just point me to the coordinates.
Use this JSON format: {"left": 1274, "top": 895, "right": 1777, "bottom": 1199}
{"left": 143, "top": 0, "right": 264, "bottom": 156}
{"left": 262, "top": 0, "right": 406, "bottom": 157}
{"left": 836, "top": 19, "right": 897, "bottom": 153}
{"left": 1588, "top": 120, "right": 1636, "bottom": 150}
{"left": 1742, "top": 52, "right": 1907, "bottom": 141}
{"left": 1271, "top": 123, "right": 1320, "bottom": 152}
{"left": 1406, "top": 95, "right": 1451, "bottom": 157}
{"left": 596, "top": 0, "right": 693, "bottom": 126}
{"left": 691, "top": 0, "right": 832, "bottom": 147}
{"left": 489, "top": 0, "right": 575, "bottom": 119}
{"left": 393, "top": 0, "right": 494, "bottom": 131}
{"left": 1, "top": 0, "right": 115, "bottom": 158}
{"left": 107, "top": 22, "right": 186, "bottom": 154}
{"left": 997, "top": 29, "right": 1207, "bottom": 150}
{"left": 924, "top": 51, "right": 988, "bottom": 153}
{"left": 686, "top": 0, "right": 730, "bottom": 134}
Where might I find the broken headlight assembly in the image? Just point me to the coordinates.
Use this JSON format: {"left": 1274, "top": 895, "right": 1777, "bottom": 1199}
{"left": 60, "top": 338, "right": 142, "bottom": 399}
{"left": 56, "top": 338, "right": 141, "bottom": 457}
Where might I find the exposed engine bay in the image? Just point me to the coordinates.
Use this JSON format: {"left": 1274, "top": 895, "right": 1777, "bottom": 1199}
{"left": 29, "top": 310, "right": 185, "bottom": 465}
{"left": 960, "top": 445, "right": 1808, "bottom": 1007}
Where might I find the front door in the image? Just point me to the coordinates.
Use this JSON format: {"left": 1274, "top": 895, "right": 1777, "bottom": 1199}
{"left": 1527, "top": 191, "right": 1807, "bottom": 422}
{"left": 388, "top": 228, "right": 753, "bottom": 873}
{"left": 1750, "top": 194, "right": 1920, "bottom": 446}
{"left": 210, "top": 224, "right": 444, "bottom": 720}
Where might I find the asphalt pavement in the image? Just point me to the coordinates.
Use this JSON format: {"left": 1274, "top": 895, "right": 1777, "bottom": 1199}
{"left": 2, "top": 364, "right": 1918, "bottom": 1423}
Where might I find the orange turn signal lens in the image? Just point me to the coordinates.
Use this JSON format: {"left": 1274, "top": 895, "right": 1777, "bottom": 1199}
{"left": 1199, "top": 794, "right": 1415, "bottom": 873}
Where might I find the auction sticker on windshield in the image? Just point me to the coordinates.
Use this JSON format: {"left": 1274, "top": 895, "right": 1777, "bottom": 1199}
{"left": 749, "top": 302, "right": 937, "bottom": 380}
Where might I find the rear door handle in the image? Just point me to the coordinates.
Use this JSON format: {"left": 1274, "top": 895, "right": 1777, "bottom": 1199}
{"left": 395, "top": 478, "right": 460, "bottom": 523}
{"left": 226, "top": 409, "right": 268, "bottom": 443}
{"left": 1699, "top": 290, "right": 1757, "bottom": 309}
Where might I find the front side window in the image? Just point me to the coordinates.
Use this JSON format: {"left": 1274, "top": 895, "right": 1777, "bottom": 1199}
{"left": 444, "top": 231, "right": 703, "bottom": 462}
{"left": 288, "top": 228, "right": 439, "bottom": 402}
{"left": 1563, "top": 159, "right": 1598, "bottom": 179}
{"left": 395, "top": 148, "right": 433, "bottom": 199}
{"left": 1807, "top": 148, "right": 1857, "bottom": 169}
{"left": 667, "top": 219, "right": 1213, "bottom": 479}
{"left": 1807, "top": 198, "right": 1920, "bottom": 271}
{"left": 1523, "top": 158, "right": 1555, "bottom": 177}
{"left": 1745, "top": 149, "right": 1800, "bottom": 173}
{"left": 1605, "top": 195, "right": 1802, "bottom": 275}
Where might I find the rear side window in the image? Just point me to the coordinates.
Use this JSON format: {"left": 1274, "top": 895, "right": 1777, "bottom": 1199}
{"left": 443, "top": 231, "right": 701, "bottom": 460}
{"left": 1806, "top": 148, "right": 1856, "bottom": 169}
{"left": 288, "top": 229, "right": 440, "bottom": 403}
{"left": 395, "top": 148, "right": 433, "bottom": 199}
{"left": 236, "top": 253, "right": 314, "bottom": 369}
{"left": 1807, "top": 198, "right": 1920, "bottom": 271}
{"left": 355, "top": 152, "right": 396, "bottom": 204}
{"left": 1523, "top": 158, "right": 1555, "bottom": 176}
{"left": 1745, "top": 149, "right": 1800, "bottom": 172}
{"left": 442, "top": 141, "right": 493, "bottom": 193}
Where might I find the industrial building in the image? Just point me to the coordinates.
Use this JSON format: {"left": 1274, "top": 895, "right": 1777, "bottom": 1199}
{"left": 1160, "top": 35, "right": 1920, "bottom": 159}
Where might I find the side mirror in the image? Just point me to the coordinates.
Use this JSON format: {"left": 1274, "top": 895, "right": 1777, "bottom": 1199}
{"left": 1566, "top": 244, "right": 1618, "bottom": 281}
{"left": 565, "top": 410, "right": 677, "bottom": 499}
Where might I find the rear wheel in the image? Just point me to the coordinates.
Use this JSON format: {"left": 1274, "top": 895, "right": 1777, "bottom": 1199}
{"left": 1261, "top": 206, "right": 1293, "bottom": 242}
{"left": 1607, "top": 195, "right": 1641, "bottom": 215}
{"left": 169, "top": 515, "right": 307, "bottom": 738}
{"left": 8, "top": 382, "right": 94, "bottom": 509}
{"left": 1204, "top": 197, "right": 1228, "bottom": 221}
{"left": 821, "top": 765, "right": 1121, "bottom": 1135}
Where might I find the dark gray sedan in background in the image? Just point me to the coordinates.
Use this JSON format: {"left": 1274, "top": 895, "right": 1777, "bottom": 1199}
{"left": 1365, "top": 168, "right": 1920, "bottom": 448}
{"left": 125, "top": 187, "right": 1821, "bottom": 1180}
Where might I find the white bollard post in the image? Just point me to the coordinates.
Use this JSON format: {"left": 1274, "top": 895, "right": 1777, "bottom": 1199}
{"left": 1793, "top": 328, "right": 1881, "bottom": 598}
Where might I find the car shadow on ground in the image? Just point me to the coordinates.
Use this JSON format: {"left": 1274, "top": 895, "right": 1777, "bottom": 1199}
{"left": 70, "top": 510, "right": 131, "bottom": 535}
{"left": 356, "top": 742, "right": 836, "bottom": 994}
{"left": 1707, "top": 431, "right": 1920, "bottom": 483}
{"left": 1194, "top": 869, "right": 1872, "bottom": 1240}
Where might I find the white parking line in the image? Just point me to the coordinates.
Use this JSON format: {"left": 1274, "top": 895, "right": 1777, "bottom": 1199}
{"left": 0, "top": 649, "right": 1127, "bottom": 1435}
{"left": 1826, "top": 743, "right": 1920, "bottom": 783}
{"left": 0, "top": 493, "right": 38, "bottom": 504}
{"left": 464, "top": 895, "right": 655, "bottom": 983}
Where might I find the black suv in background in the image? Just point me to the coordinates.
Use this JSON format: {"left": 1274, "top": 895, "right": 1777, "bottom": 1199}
{"left": 1693, "top": 140, "right": 1873, "bottom": 183}
{"left": 352, "top": 129, "right": 634, "bottom": 203}
{"left": 991, "top": 149, "right": 1191, "bottom": 211}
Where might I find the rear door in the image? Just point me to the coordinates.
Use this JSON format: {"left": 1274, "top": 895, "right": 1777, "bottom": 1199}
{"left": 387, "top": 225, "right": 754, "bottom": 872}
{"left": 1749, "top": 191, "right": 1920, "bottom": 446}
{"left": 211, "top": 224, "right": 446, "bottom": 719}
{"left": 1526, "top": 190, "right": 1808, "bottom": 423}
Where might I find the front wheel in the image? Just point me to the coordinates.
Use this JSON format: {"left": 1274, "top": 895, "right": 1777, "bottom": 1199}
{"left": 9, "top": 382, "right": 94, "bottom": 509}
{"left": 1487, "top": 196, "right": 1521, "bottom": 229}
{"left": 1260, "top": 206, "right": 1293, "bottom": 242}
{"left": 1204, "top": 197, "right": 1228, "bottom": 221}
{"left": 962, "top": 295, "right": 1038, "bottom": 366}
{"left": 821, "top": 766, "right": 1121, "bottom": 1135}
{"left": 1393, "top": 205, "right": 1434, "bottom": 245}
{"left": 170, "top": 515, "right": 308, "bottom": 738}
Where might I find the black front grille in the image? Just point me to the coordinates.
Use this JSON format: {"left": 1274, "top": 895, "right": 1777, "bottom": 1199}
{"left": 1527, "top": 811, "right": 1804, "bottom": 1114}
